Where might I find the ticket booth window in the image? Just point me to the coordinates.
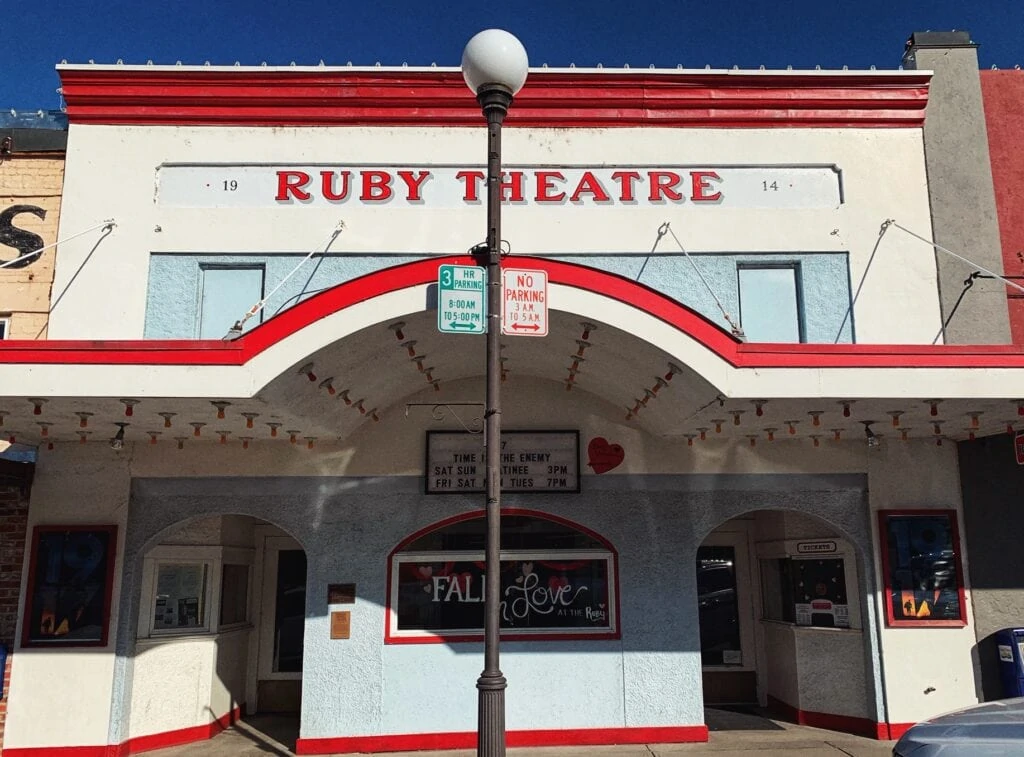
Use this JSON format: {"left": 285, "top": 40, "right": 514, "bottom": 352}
{"left": 761, "top": 557, "right": 850, "bottom": 628}
{"left": 152, "top": 562, "right": 209, "bottom": 632}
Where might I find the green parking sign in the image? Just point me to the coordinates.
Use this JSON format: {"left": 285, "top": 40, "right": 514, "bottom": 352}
{"left": 438, "top": 264, "right": 487, "bottom": 334}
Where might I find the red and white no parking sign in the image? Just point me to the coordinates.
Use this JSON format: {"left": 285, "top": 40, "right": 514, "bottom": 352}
{"left": 502, "top": 268, "right": 548, "bottom": 337}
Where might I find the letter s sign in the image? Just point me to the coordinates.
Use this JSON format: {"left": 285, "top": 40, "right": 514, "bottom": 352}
{"left": 0, "top": 205, "right": 46, "bottom": 269}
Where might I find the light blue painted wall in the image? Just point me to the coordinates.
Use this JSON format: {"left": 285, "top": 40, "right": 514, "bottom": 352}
{"left": 109, "top": 473, "right": 878, "bottom": 742}
{"left": 144, "top": 253, "right": 854, "bottom": 343}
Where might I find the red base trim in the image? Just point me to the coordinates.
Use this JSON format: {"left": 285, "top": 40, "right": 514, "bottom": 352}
{"left": 883, "top": 722, "right": 916, "bottom": 740}
{"left": 767, "top": 695, "right": 898, "bottom": 740}
{"left": 295, "top": 725, "right": 708, "bottom": 754}
{"left": 2, "top": 706, "right": 241, "bottom": 757}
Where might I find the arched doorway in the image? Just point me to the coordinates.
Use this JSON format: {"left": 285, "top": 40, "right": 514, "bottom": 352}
{"left": 698, "top": 510, "right": 873, "bottom": 733}
{"left": 130, "top": 514, "right": 307, "bottom": 749}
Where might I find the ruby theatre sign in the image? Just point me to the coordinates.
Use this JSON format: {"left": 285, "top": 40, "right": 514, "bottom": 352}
{"left": 156, "top": 164, "right": 842, "bottom": 209}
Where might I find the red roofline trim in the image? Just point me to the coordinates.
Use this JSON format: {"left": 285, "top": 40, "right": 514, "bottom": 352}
{"left": 2, "top": 256, "right": 1022, "bottom": 370}
{"left": 57, "top": 69, "right": 930, "bottom": 128}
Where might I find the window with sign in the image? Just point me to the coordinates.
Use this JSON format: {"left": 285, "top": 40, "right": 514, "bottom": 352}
{"left": 760, "top": 557, "right": 850, "bottom": 628}
{"left": 386, "top": 510, "right": 618, "bottom": 643}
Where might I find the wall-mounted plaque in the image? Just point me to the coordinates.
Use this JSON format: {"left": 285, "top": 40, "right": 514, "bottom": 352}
{"left": 330, "top": 611, "right": 351, "bottom": 640}
{"left": 328, "top": 583, "right": 355, "bottom": 605}
{"left": 425, "top": 430, "right": 579, "bottom": 494}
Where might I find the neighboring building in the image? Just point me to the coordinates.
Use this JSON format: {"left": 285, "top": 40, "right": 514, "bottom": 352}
{"left": 903, "top": 30, "right": 1024, "bottom": 705}
{"left": 1, "top": 43, "right": 1024, "bottom": 756}
{"left": 0, "top": 110, "right": 64, "bottom": 750}
{"left": 970, "top": 58, "right": 1024, "bottom": 702}
{"left": 0, "top": 110, "right": 67, "bottom": 339}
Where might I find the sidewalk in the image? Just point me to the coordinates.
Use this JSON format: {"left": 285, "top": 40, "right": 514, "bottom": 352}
{"left": 146, "top": 709, "right": 895, "bottom": 757}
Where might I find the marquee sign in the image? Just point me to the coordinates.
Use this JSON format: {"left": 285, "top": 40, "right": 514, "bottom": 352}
{"left": 156, "top": 163, "right": 843, "bottom": 210}
{"left": 425, "top": 430, "right": 579, "bottom": 494}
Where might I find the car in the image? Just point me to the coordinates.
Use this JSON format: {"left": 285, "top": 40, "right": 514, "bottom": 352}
{"left": 892, "top": 697, "right": 1024, "bottom": 755}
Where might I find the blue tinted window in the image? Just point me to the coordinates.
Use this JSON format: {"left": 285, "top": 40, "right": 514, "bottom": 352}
{"left": 738, "top": 266, "right": 802, "bottom": 343}
{"left": 198, "top": 266, "right": 264, "bottom": 338}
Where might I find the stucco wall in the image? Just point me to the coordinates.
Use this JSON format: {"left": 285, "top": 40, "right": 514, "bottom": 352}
{"left": 52, "top": 124, "right": 937, "bottom": 344}
{"left": 144, "top": 251, "right": 853, "bottom": 343}
{"left": 3, "top": 377, "right": 981, "bottom": 748}
{"left": 867, "top": 437, "right": 977, "bottom": 725}
{"left": 957, "top": 433, "right": 1024, "bottom": 700}
{"left": 905, "top": 43, "right": 1010, "bottom": 344}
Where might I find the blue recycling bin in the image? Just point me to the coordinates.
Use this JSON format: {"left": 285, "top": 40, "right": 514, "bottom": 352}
{"left": 996, "top": 628, "right": 1024, "bottom": 698}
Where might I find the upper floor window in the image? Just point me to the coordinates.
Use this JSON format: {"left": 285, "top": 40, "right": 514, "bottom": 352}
{"left": 198, "top": 265, "right": 265, "bottom": 338}
{"left": 0, "top": 314, "right": 8, "bottom": 339}
{"left": 737, "top": 264, "right": 803, "bottom": 343}
{"left": 387, "top": 511, "right": 618, "bottom": 643}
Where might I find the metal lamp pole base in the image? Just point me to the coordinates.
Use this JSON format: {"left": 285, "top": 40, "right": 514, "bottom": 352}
{"left": 475, "top": 84, "right": 513, "bottom": 757}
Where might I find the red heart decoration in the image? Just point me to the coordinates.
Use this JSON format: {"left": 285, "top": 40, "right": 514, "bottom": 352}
{"left": 587, "top": 437, "right": 624, "bottom": 474}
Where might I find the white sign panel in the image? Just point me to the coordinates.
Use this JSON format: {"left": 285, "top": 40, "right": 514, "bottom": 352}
{"left": 796, "top": 540, "right": 837, "bottom": 554}
{"left": 438, "top": 264, "right": 486, "bottom": 334}
{"left": 502, "top": 268, "right": 548, "bottom": 337}
{"left": 156, "top": 164, "right": 843, "bottom": 210}
{"left": 426, "top": 430, "right": 579, "bottom": 493}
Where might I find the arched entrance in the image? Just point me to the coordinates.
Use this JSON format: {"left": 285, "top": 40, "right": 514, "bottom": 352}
{"left": 697, "top": 510, "right": 874, "bottom": 734}
{"left": 129, "top": 514, "right": 307, "bottom": 749}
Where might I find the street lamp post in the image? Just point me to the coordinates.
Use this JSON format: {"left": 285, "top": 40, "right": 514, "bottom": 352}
{"left": 461, "top": 29, "right": 529, "bottom": 757}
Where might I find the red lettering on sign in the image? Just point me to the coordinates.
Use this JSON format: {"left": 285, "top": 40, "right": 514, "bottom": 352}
{"left": 276, "top": 170, "right": 312, "bottom": 201}
{"left": 691, "top": 170, "right": 723, "bottom": 202}
{"left": 397, "top": 170, "right": 431, "bottom": 202}
{"left": 611, "top": 170, "right": 642, "bottom": 202}
{"left": 361, "top": 171, "right": 393, "bottom": 201}
{"left": 456, "top": 170, "right": 485, "bottom": 201}
{"left": 501, "top": 171, "right": 525, "bottom": 202}
{"left": 320, "top": 171, "right": 351, "bottom": 201}
{"left": 535, "top": 171, "right": 567, "bottom": 203}
{"left": 648, "top": 171, "right": 684, "bottom": 202}
{"left": 570, "top": 171, "right": 612, "bottom": 203}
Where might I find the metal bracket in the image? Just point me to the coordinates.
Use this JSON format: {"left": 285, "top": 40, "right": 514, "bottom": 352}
{"left": 405, "top": 402, "right": 484, "bottom": 434}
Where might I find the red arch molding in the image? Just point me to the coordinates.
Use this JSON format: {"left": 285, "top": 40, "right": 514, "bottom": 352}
{"left": 2, "top": 255, "right": 1024, "bottom": 369}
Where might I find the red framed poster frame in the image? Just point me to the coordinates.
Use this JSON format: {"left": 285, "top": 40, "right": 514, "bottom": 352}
{"left": 876, "top": 509, "right": 967, "bottom": 628}
{"left": 21, "top": 524, "right": 119, "bottom": 648}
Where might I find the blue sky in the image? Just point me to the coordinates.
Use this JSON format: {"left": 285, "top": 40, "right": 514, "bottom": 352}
{"left": 4, "top": 0, "right": 1023, "bottom": 109}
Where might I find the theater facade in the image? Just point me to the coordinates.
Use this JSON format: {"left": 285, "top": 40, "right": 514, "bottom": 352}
{"left": 1, "top": 60, "right": 1022, "bottom": 755}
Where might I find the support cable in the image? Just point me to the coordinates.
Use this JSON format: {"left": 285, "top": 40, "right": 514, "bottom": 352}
{"left": 223, "top": 220, "right": 345, "bottom": 339}
{"left": 833, "top": 220, "right": 890, "bottom": 343}
{"left": 890, "top": 220, "right": 1024, "bottom": 295}
{"left": 0, "top": 219, "right": 116, "bottom": 270}
{"left": 662, "top": 222, "right": 745, "bottom": 340}
{"left": 932, "top": 273, "right": 980, "bottom": 345}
